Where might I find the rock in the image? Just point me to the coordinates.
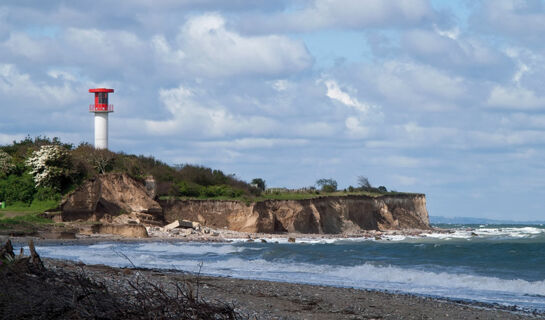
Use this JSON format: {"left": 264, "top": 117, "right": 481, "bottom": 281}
{"left": 92, "top": 224, "right": 149, "bottom": 238}
{"left": 471, "top": 232, "right": 478, "bottom": 237}
{"left": 288, "top": 237, "right": 296, "bottom": 243}
{"left": 164, "top": 219, "right": 195, "bottom": 230}
{"left": 212, "top": 232, "right": 220, "bottom": 236}
{"left": 164, "top": 220, "right": 181, "bottom": 230}
{"left": 260, "top": 239, "right": 267, "bottom": 243}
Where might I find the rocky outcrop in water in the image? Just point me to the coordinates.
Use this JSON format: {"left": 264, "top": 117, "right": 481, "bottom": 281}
{"left": 160, "top": 194, "right": 430, "bottom": 234}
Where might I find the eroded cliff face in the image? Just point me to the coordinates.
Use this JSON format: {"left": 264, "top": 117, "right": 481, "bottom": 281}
{"left": 160, "top": 194, "right": 430, "bottom": 234}
{"left": 61, "top": 173, "right": 162, "bottom": 222}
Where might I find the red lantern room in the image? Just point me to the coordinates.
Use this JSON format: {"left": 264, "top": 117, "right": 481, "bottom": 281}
{"left": 89, "top": 88, "right": 114, "bottom": 112}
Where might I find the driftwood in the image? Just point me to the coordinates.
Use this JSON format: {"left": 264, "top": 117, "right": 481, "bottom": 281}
{"left": 0, "top": 239, "right": 14, "bottom": 260}
{"left": 0, "top": 238, "right": 242, "bottom": 320}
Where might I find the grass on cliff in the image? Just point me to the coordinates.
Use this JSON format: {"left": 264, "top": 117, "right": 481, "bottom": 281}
{"left": 160, "top": 190, "right": 406, "bottom": 203}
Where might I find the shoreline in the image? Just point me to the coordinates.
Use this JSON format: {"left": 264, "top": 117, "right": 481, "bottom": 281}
{"left": 5, "top": 232, "right": 544, "bottom": 319}
{"left": 43, "top": 258, "right": 541, "bottom": 319}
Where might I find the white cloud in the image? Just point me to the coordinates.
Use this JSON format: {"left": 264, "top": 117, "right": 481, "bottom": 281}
{"left": 344, "top": 117, "right": 369, "bottom": 138}
{"left": 195, "top": 138, "right": 308, "bottom": 150}
{"left": 374, "top": 61, "right": 466, "bottom": 111}
{"left": 145, "top": 85, "right": 278, "bottom": 138}
{"left": 0, "top": 64, "right": 81, "bottom": 109}
{"left": 324, "top": 80, "right": 372, "bottom": 113}
{"left": 487, "top": 86, "right": 545, "bottom": 110}
{"left": 156, "top": 14, "right": 313, "bottom": 77}
{"left": 238, "top": 0, "right": 434, "bottom": 33}
{"left": 271, "top": 80, "right": 289, "bottom": 92}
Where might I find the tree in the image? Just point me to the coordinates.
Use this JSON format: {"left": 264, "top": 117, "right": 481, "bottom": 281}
{"left": 25, "top": 145, "right": 72, "bottom": 191}
{"left": 251, "top": 178, "right": 266, "bottom": 191}
{"left": 357, "top": 176, "right": 372, "bottom": 189}
{"left": 316, "top": 178, "right": 337, "bottom": 193}
{"left": 0, "top": 150, "right": 15, "bottom": 178}
{"left": 90, "top": 148, "right": 116, "bottom": 174}
{"left": 377, "top": 186, "right": 388, "bottom": 193}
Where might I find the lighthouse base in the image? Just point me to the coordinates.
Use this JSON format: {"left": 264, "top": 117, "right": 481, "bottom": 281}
{"left": 94, "top": 113, "right": 109, "bottom": 149}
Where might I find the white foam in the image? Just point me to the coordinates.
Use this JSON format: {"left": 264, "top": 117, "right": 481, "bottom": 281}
{"left": 134, "top": 242, "right": 242, "bottom": 255}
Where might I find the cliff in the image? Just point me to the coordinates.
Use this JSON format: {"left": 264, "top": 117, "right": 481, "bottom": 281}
{"left": 60, "top": 173, "right": 162, "bottom": 222}
{"left": 60, "top": 174, "right": 430, "bottom": 233}
{"left": 160, "top": 194, "right": 430, "bottom": 234}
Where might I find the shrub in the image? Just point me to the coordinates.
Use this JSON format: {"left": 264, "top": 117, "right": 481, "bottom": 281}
{"left": 316, "top": 178, "right": 338, "bottom": 193}
{"left": 0, "top": 174, "right": 36, "bottom": 205}
{"left": 176, "top": 181, "right": 202, "bottom": 197}
{"left": 34, "top": 186, "right": 61, "bottom": 201}
{"left": 26, "top": 145, "right": 72, "bottom": 191}
{"left": 251, "top": 178, "right": 266, "bottom": 191}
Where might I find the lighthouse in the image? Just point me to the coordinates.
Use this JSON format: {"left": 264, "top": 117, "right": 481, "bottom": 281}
{"left": 89, "top": 88, "right": 114, "bottom": 149}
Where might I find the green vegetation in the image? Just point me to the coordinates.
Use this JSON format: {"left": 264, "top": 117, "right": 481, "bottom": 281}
{"left": 1, "top": 137, "right": 410, "bottom": 212}
{"left": 316, "top": 178, "right": 338, "bottom": 192}
{"left": 0, "top": 199, "right": 59, "bottom": 214}
{"left": 0, "top": 136, "right": 258, "bottom": 209}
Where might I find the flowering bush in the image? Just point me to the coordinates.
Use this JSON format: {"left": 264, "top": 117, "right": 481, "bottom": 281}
{"left": 0, "top": 150, "right": 14, "bottom": 177}
{"left": 25, "top": 145, "right": 72, "bottom": 190}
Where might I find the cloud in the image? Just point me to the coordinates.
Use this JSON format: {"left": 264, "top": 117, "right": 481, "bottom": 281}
{"left": 154, "top": 14, "right": 313, "bottom": 77}
{"left": 401, "top": 29, "right": 515, "bottom": 80}
{"left": 0, "top": 64, "right": 81, "bottom": 111}
{"left": 145, "top": 85, "right": 278, "bottom": 138}
{"left": 237, "top": 0, "right": 436, "bottom": 33}
{"left": 371, "top": 61, "right": 467, "bottom": 111}
{"left": 473, "top": 0, "right": 545, "bottom": 44}
{"left": 487, "top": 85, "right": 545, "bottom": 110}
{"left": 344, "top": 117, "right": 369, "bottom": 138}
{"left": 324, "top": 80, "right": 372, "bottom": 113}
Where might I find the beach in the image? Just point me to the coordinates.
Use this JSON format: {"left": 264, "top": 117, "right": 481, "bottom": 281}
{"left": 5, "top": 226, "right": 545, "bottom": 319}
{"left": 44, "top": 258, "right": 540, "bottom": 320}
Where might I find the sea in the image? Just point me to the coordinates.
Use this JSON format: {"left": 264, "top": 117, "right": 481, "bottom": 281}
{"left": 23, "top": 224, "right": 545, "bottom": 313}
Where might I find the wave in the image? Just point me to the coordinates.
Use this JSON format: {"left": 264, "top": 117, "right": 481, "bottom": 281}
{"left": 32, "top": 242, "right": 545, "bottom": 311}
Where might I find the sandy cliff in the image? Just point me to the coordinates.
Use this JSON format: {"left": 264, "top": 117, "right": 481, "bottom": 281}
{"left": 160, "top": 194, "right": 430, "bottom": 233}
{"left": 61, "top": 174, "right": 430, "bottom": 234}
{"left": 60, "top": 173, "right": 162, "bottom": 222}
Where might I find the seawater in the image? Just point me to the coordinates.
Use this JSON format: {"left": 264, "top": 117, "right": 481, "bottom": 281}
{"left": 24, "top": 224, "right": 545, "bottom": 313}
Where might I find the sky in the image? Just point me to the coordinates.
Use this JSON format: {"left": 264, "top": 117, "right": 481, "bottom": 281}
{"left": 1, "top": 0, "right": 545, "bottom": 220}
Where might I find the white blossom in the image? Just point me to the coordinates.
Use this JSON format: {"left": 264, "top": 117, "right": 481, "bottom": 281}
{"left": 25, "top": 145, "right": 71, "bottom": 189}
{"left": 0, "top": 150, "right": 15, "bottom": 176}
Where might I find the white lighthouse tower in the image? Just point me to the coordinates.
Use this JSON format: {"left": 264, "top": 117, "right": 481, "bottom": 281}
{"left": 89, "top": 88, "right": 114, "bottom": 149}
